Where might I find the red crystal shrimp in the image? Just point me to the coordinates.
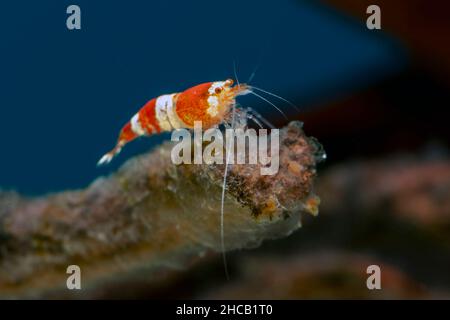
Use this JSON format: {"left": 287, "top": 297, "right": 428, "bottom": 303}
{"left": 96, "top": 78, "right": 296, "bottom": 165}
{"left": 97, "top": 79, "right": 253, "bottom": 165}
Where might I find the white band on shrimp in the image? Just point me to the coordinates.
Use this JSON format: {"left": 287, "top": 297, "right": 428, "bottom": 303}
{"left": 155, "top": 94, "right": 175, "bottom": 131}
{"left": 207, "top": 95, "right": 220, "bottom": 117}
{"left": 162, "top": 94, "right": 186, "bottom": 129}
{"left": 131, "top": 113, "right": 146, "bottom": 135}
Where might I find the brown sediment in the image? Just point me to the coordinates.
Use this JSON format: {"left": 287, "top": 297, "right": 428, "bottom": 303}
{"left": 0, "top": 121, "right": 323, "bottom": 298}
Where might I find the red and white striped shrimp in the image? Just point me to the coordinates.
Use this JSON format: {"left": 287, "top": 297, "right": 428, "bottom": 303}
{"left": 97, "top": 79, "right": 252, "bottom": 165}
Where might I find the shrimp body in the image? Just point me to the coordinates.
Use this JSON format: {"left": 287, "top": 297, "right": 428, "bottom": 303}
{"left": 98, "top": 79, "right": 250, "bottom": 165}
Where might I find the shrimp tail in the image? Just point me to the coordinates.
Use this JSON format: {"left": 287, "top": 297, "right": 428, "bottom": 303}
{"left": 97, "top": 120, "right": 140, "bottom": 166}
{"left": 97, "top": 143, "right": 123, "bottom": 166}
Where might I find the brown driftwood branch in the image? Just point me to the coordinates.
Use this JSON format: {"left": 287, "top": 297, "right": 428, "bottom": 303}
{"left": 0, "top": 121, "right": 322, "bottom": 298}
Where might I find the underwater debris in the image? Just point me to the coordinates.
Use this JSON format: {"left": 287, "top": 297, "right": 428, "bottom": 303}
{"left": 0, "top": 121, "right": 323, "bottom": 298}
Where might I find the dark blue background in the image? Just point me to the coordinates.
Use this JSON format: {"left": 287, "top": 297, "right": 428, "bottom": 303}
{"left": 0, "top": 0, "right": 406, "bottom": 195}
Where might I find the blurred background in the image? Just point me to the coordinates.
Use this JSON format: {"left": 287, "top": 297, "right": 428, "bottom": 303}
{"left": 0, "top": 0, "right": 449, "bottom": 298}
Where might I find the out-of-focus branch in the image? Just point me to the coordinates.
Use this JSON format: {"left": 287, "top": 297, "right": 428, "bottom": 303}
{"left": 201, "top": 252, "right": 433, "bottom": 299}
{"left": 317, "top": 156, "right": 450, "bottom": 225}
{"left": 0, "top": 121, "right": 323, "bottom": 298}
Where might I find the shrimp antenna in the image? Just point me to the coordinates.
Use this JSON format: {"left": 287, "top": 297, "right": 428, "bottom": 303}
{"left": 220, "top": 105, "right": 237, "bottom": 280}
{"left": 246, "top": 43, "right": 266, "bottom": 84}
{"left": 248, "top": 91, "right": 289, "bottom": 121}
{"left": 247, "top": 27, "right": 274, "bottom": 84}
{"left": 233, "top": 60, "right": 241, "bottom": 87}
{"left": 220, "top": 61, "right": 239, "bottom": 280}
{"left": 249, "top": 85, "right": 300, "bottom": 113}
{"left": 247, "top": 64, "right": 260, "bottom": 84}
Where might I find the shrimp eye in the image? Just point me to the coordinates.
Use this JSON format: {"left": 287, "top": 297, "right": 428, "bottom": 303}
{"left": 215, "top": 87, "right": 222, "bottom": 94}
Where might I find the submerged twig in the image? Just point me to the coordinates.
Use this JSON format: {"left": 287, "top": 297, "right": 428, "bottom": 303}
{"left": 0, "top": 121, "right": 323, "bottom": 298}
